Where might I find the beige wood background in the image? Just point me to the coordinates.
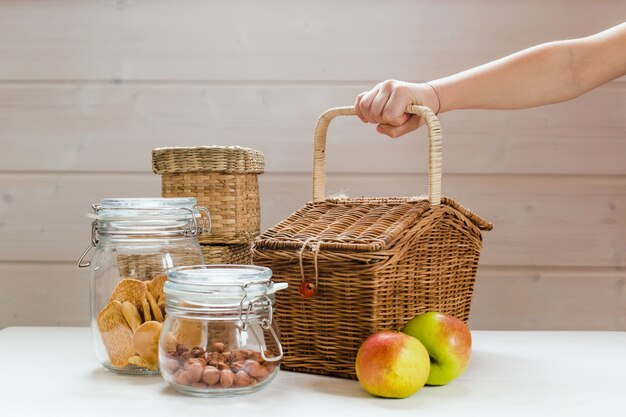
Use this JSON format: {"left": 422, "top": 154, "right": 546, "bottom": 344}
{"left": 0, "top": 0, "right": 624, "bottom": 330}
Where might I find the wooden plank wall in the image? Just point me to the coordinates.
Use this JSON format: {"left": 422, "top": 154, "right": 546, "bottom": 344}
{"left": 0, "top": 0, "right": 624, "bottom": 330}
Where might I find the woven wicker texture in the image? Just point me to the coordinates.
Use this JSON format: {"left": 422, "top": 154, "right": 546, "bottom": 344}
{"left": 253, "top": 105, "right": 492, "bottom": 379}
{"left": 161, "top": 173, "right": 260, "bottom": 244}
{"left": 201, "top": 243, "right": 253, "bottom": 265}
{"left": 152, "top": 146, "right": 264, "bottom": 244}
{"left": 152, "top": 146, "right": 264, "bottom": 174}
{"left": 117, "top": 252, "right": 204, "bottom": 281}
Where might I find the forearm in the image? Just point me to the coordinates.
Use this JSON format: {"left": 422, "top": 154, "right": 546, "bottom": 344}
{"left": 431, "top": 23, "right": 626, "bottom": 112}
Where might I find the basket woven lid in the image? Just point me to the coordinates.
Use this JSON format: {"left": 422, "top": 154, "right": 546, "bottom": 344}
{"left": 256, "top": 197, "right": 432, "bottom": 253}
{"left": 152, "top": 146, "right": 265, "bottom": 174}
{"left": 255, "top": 197, "right": 492, "bottom": 253}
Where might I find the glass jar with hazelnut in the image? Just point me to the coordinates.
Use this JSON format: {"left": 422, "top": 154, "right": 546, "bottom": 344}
{"left": 77, "top": 198, "right": 207, "bottom": 375}
{"left": 159, "top": 265, "right": 286, "bottom": 397}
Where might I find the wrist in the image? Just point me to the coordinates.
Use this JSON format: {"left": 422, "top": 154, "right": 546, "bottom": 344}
{"left": 425, "top": 82, "right": 442, "bottom": 115}
{"left": 413, "top": 82, "right": 441, "bottom": 115}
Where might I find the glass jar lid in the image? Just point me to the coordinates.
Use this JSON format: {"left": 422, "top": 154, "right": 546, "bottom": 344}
{"left": 85, "top": 197, "right": 210, "bottom": 239}
{"left": 165, "top": 265, "right": 287, "bottom": 307}
{"left": 89, "top": 197, "right": 202, "bottom": 220}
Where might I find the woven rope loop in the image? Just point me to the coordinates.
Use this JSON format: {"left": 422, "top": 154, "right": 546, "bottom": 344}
{"left": 297, "top": 237, "right": 321, "bottom": 285}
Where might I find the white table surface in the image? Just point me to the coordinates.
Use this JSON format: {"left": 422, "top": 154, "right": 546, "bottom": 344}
{"left": 0, "top": 327, "right": 624, "bottom": 417}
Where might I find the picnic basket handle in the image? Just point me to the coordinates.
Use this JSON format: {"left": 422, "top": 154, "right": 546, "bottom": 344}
{"left": 312, "top": 105, "right": 442, "bottom": 205}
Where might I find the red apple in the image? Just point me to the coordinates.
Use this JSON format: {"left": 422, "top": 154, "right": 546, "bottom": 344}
{"left": 400, "top": 312, "right": 472, "bottom": 385}
{"left": 355, "top": 330, "right": 430, "bottom": 398}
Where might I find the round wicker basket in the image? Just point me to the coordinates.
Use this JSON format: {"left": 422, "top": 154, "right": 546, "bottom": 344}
{"left": 152, "top": 146, "right": 264, "bottom": 246}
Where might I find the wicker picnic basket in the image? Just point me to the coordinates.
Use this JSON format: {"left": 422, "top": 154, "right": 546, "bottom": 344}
{"left": 152, "top": 146, "right": 264, "bottom": 264}
{"left": 252, "top": 105, "right": 492, "bottom": 379}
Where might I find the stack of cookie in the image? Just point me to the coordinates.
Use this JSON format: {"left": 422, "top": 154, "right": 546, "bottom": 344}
{"left": 152, "top": 146, "right": 264, "bottom": 264}
{"left": 96, "top": 275, "right": 167, "bottom": 371}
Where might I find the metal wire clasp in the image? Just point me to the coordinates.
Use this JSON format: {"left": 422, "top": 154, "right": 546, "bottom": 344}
{"left": 182, "top": 206, "right": 211, "bottom": 236}
{"left": 249, "top": 320, "right": 283, "bottom": 363}
{"left": 199, "top": 206, "right": 211, "bottom": 235}
{"left": 77, "top": 205, "right": 100, "bottom": 268}
{"left": 237, "top": 281, "right": 283, "bottom": 362}
{"left": 77, "top": 218, "right": 99, "bottom": 268}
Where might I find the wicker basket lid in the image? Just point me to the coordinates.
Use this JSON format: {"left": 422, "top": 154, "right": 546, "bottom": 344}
{"left": 254, "top": 197, "right": 492, "bottom": 253}
{"left": 152, "top": 146, "right": 265, "bottom": 174}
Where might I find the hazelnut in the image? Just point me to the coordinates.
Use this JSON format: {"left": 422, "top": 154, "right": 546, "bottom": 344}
{"left": 244, "top": 359, "right": 268, "bottom": 379}
{"left": 232, "top": 349, "right": 247, "bottom": 362}
{"left": 249, "top": 351, "right": 263, "bottom": 363}
{"left": 186, "top": 357, "right": 207, "bottom": 368}
{"left": 234, "top": 370, "right": 254, "bottom": 387}
{"left": 190, "top": 347, "right": 205, "bottom": 358}
{"left": 212, "top": 342, "right": 225, "bottom": 353}
{"left": 162, "top": 358, "right": 180, "bottom": 375}
{"left": 264, "top": 362, "right": 276, "bottom": 374}
{"left": 185, "top": 362, "right": 203, "bottom": 383}
{"left": 174, "top": 370, "right": 191, "bottom": 386}
{"left": 201, "top": 366, "right": 220, "bottom": 385}
{"left": 222, "top": 351, "right": 232, "bottom": 362}
{"left": 219, "top": 369, "right": 234, "bottom": 388}
{"left": 230, "top": 361, "right": 245, "bottom": 373}
{"left": 180, "top": 351, "right": 191, "bottom": 361}
{"left": 176, "top": 344, "right": 189, "bottom": 355}
{"left": 216, "top": 362, "right": 230, "bottom": 371}
{"left": 208, "top": 351, "right": 227, "bottom": 362}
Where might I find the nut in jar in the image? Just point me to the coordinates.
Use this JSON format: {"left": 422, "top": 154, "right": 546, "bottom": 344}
{"left": 159, "top": 265, "right": 286, "bottom": 396}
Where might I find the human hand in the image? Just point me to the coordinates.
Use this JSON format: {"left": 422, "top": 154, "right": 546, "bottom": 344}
{"left": 354, "top": 80, "right": 440, "bottom": 138}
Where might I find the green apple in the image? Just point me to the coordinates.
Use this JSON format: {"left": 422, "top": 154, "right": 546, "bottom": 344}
{"left": 355, "top": 330, "right": 430, "bottom": 398}
{"left": 401, "top": 312, "right": 472, "bottom": 386}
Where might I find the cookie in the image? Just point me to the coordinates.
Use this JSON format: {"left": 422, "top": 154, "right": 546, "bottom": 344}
{"left": 133, "top": 321, "right": 162, "bottom": 364}
{"left": 97, "top": 300, "right": 135, "bottom": 367}
{"left": 146, "top": 290, "right": 163, "bottom": 322}
{"left": 141, "top": 297, "right": 152, "bottom": 322}
{"left": 128, "top": 355, "right": 158, "bottom": 371}
{"left": 146, "top": 274, "right": 167, "bottom": 303}
{"left": 109, "top": 279, "right": 148, "bottom": 310}
{"left": 173, "top": 318, "right": 207, "bottom": 349}
{"left": 121, "top": 301, "right": 142, "bottom": 333}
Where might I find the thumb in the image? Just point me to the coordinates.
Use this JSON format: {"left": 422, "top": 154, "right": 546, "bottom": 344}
{"left": 376, "top": 115, "right": 422, "bottom": 138}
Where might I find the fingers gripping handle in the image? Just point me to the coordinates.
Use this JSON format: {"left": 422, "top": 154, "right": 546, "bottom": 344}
{"left": 312, "top": 105, "right": 442, "bottom": 205}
